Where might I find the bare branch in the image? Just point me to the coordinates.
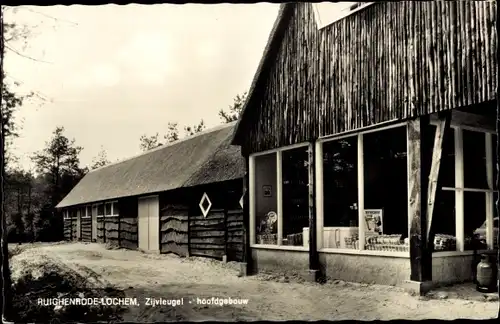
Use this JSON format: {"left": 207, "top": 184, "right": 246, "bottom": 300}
{"left": 4, "top": 44, "right": 52, "bottom": 64}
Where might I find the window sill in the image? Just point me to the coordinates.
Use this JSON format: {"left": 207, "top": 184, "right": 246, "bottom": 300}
{"left": 319, "top": 248, "right": 409, "bottom": 258}
{"left": 250, "top": 244, "right": 309, "bottom": 252}
{"left": 81, "top": 217, "right": 91, "bottom": 219}
{"left": 433, "top": 249, "right": 495, "bottom": 257}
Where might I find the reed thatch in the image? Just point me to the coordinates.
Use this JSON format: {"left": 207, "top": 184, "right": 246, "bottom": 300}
{"left": 56, "top": 122, "right": 243, "bottom": 208}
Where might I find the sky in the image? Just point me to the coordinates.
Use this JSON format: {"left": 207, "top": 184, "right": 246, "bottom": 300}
{"left": 4, "top": 4, "right": 279, "bottom": 171}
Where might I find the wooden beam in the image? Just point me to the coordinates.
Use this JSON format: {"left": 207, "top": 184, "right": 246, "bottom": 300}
{"left": 429, "top": 109, "right": 496, "bottom": 132}
{"left": 426, "top": 112, "right": 452, "bottom": 241}
{"left": 357, "top": 134, "right": 365, "bottom": 250}
{"left": 408, "top": 117, "right": 432, "bottom": 282}
{"left": 308, "top": 142, "right": 319, "bottom": 271}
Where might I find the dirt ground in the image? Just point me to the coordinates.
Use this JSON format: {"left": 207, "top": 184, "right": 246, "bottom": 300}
{"left": 9, "top": 242, "right": 499, "bottom": 321}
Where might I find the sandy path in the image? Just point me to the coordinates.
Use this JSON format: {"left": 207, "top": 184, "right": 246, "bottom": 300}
{"left": 20, "top": 242, "right": 499, "bottom": 321}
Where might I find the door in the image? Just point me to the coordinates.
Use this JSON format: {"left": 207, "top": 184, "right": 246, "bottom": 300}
{"left": 138, "top": 196, "right": 159, "bottom": 252}
{"left": 92, "top": 205, "right": 98, "bottom": 241}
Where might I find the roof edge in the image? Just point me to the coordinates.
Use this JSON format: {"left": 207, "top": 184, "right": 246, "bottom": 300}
{"left": 231, "top": 3, "right": 295, "bottom": 147}
{"left": 90, "top": 121, "right": 237, "bottom": 174}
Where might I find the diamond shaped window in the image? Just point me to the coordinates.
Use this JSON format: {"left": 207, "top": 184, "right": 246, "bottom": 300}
{"left": 199, "top": 192, "right": 212, "bottom": 218}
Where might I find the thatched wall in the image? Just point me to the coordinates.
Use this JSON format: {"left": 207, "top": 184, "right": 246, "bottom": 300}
{"left": 81, "top": 217, "right": 92, "bottom": 242}
{"left": 159, "top": 180, "right": 244, "bottom": 261}
{"left": 160, "top": 204, "right": 189, "bottom": 257}
{"left": 96, "top": 217, "right": 105, "bottom": 243}
{"left": 63, "top": 218, "right": 73, "bottom": 240}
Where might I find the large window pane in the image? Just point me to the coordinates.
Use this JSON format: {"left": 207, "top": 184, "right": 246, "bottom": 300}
{"left": 433, "top": 190, "right": 456, "bottom": 252}
{"left": 97, "top": 204, "right": 104, "bottom": 216}
{"left": 463, "top": 130, "right": 487, "bottom": 189}
{"left": 282, "top": 147, "right": 309, "bottom": 246}
{"left": 255, "top": 153, "right": 278, "bottom": 245}
{"left": 322, "top": 136, "right": 358, "bottom": 249}
{"left": 425, "top": 125, "right": 455, "bottom": 188}
{"left": 464, "top": 191, "right": 487, "bottom": 250}
{"left": 105, "top": 203, "right": 112, "bottom": 216}
{"left": 364, "top": 126, "right": 408, "bottom": 252}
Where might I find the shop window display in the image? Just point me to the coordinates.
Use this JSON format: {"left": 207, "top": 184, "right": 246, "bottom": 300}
{"left": 281, "top": 147, "right": 309, "bottom": 246}
{"left": 363, "top": 126, "right": 408, "bottom": 252}
{"left": 254, "top": 153, "right": 278, "bottom": 245}
{"left": 322, "top": 136, "right": 358, "bottom": 249}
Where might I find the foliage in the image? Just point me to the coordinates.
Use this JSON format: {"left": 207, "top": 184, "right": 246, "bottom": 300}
{"left": 139, "top": 120, "right": 204, "bottom": 152}
{"left": 91, "top": 146, "right": 111, "bottom": 170}
{"left": 184, "top": 119, "right": 206, "bottom": 137}
{"left": 29, "top": 127, "right": 87, "bottom": 241}
{"left": 139, "top": 133, "right": 162, "bottom": 152}
{"left": 219, "top": 92, "right": 247, "bottom": 123}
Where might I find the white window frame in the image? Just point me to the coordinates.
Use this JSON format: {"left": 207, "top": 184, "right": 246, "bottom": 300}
{"left": 63, "top": 210, "right": 70, "bottom": 220}
{"left": 82, "top": 205, "right": 92, "bottom": 219}
{"left": 429, "top": 121, "right": 498, "bottom": 253}
{"left": 104, "top": 201, "right": 119, "bottom": 218}
{"left": 312, "top": 2, "right": 375, "bottom": 30}
{"left": 250, "top": 142, "right": 311, "bottom": 251}
{"left": 96, "top": 203, "right": 105, "bottom": 218}
{"left": 317, "top": 122, "right": 409, "bottom": 257}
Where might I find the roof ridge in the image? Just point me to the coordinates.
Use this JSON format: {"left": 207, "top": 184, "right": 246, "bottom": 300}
{"left": 89, "top": 121, "right": 237, "bottom": 173}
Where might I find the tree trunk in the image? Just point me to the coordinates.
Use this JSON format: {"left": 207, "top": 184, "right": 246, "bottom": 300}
{"left": 1, "top": 6, "right": 14, "bottom": 320}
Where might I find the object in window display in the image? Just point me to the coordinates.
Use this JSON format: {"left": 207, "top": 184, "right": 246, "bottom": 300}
{"left": 257, "top": 211, "right": 278, "bottom": 244}
{"left": 472, "top": 217, "right": 498, "bottom": 249}
{"left": 364, "top": 209, "right": 383, "bottom": 234}
{"left": 433, "top": 234, "right": 457, "bottom": 251}
{"left": 364, "top": 234, "right": 408, "bottom": 252}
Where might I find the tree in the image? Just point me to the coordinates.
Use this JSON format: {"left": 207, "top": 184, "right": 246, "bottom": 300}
{"left": 184, "top": 119, "right": 206, "bottom": 137}
{"left": 31, "top": 127, "right": 86, "bottom": 241}
{"left": 164, "top": 122, "right": 179, "bottom": 143}
{"left": 219, "top": 92, "right": 247, "bottom": 123}
{"left": 91, "top": 146, "right": 111, "bottom": 170}
{"left": 139, "top": 133, "right": 162, "bottom": 152}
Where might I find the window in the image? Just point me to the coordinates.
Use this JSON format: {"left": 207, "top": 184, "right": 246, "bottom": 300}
{"left": 97, "top": 204, "right": 104, "bottom": 217}
{"left": 312, "top": 2, "right": 374, "bottom": 29}
{"left": 427, "top": 121, "right": 497, "bottom": 252}
{"left": 82, "top": 205, "right": 92, "bottom": 218}
{"left": 463, "top": 130, "right": 488, "bottom": 189}
{"left": 254, "top": 153, "right": 278, "bottom": 245}
{"left": 363, "top": 126, "right": 408, "bottom": 251}
{"left": 112, "top": 202, "right": 119, "bottom": 216}
{"left": 69, "top": 209, "right": 77, "bottom": 219}
{"left": 322, "top": 136, "right": 358, "bottom": 249}
{"left": 63, "top": 210, "right": 70, "bottom": 220}
{"left": 282, "top": 147, "right": 309, "bottom": 246}
{"left": 105, "top": 203, "right": 112, "bottom": 216}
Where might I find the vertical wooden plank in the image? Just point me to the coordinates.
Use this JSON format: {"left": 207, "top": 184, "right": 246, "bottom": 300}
{"left": 315, "top": 141, "right": 324, "bottom": 250}
{"left": 308, "top": 142, "right": 318, "bottom": 272}
{"left": 481, "top": 1, "right": 491, "bottom": 99}
{"left": 449, "top": 1, "right": 458, "bottom": 108}
{"left": 455, "top": 128, "right": 464, "bottom": 252}
{"left": 408, "top": 116, "right": 432, "bottom": 283}
{"left": 357, "top": 134, "right": 365, "bottom": 250}
{"left": 426, "top": 113, "right": 451, "bottom": 240}
{"left": 276, "top": 151, "right": 283, "bottom": 245}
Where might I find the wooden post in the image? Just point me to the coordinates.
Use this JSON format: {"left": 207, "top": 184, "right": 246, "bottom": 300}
{"left": 455, "top": 128, "right": 465, "bottom": 252}
{"left": 408, "top": 117, "right": 432, "bottom": 283}
{"left": 308, "top": 142, "right": 319, "bottom": 276}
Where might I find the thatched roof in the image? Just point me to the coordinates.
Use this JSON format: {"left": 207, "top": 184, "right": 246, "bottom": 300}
{"left": 56, "top": 122, "right": 244, "bottom": 208}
